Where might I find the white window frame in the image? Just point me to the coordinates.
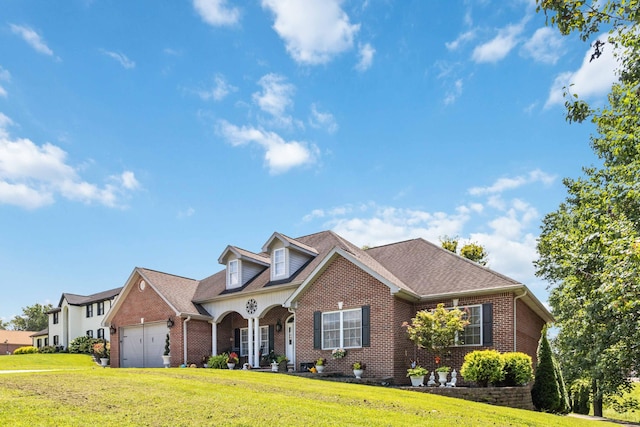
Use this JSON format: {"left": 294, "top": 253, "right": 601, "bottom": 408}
{"left": 321, "top": 308, "right": 362, "bottom": 350}
{"left": 273, "top": 248, "right": 286, "bottom": 278}
{"left": 228, "top": 259, "right": 239, "bottom": 287}
{"left": 239, "top": 326, "right": 269, "bottom": 357}
{"left": 453, "top": 304, "right": 482, "bottom": 347}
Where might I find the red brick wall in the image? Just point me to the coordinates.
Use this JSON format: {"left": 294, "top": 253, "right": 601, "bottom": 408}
{"left": 515, "top": 298, "right": 545, "bottom": 367}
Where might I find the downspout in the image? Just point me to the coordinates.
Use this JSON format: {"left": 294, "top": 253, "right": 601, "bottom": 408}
{"left": 513, "top": 290, "right": 527, "bottom": 352}
{"left": 183, "top": 316, "right": 192, "bottom": 365}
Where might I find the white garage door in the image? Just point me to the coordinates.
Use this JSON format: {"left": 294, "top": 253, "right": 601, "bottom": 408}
{"left": 121, "top": 322, "right": 168, "bottom": 368}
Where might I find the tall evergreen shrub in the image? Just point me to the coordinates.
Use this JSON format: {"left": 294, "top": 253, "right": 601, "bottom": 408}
{"left": 531, "top": 327, "right": 561, "bottom": 411}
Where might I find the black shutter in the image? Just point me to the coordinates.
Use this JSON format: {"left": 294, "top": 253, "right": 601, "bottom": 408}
{"left": 361, "top": 305, "right": 371, "bottom": 347}
{"left": 268, "top": 325, "right": 274, "bottom": 353}
{"left": 313, "top": 311, "right": 322, "bottom": 349}
{"left": 234, "top": 328, "right": 240, "bottom": 352}
{"left": 482, "top": 303, "right": 493, "bottom": 346}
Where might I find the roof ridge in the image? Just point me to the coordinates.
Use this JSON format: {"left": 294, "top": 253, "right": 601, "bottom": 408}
{"left": 138, "top": 267, "right": 197, "bottom": 282}
{"left": 367, "top": 237, "right": 422, "bottom": 250}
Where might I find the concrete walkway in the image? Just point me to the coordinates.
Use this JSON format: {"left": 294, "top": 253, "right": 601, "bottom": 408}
{"left": 0, "top": 369, "right": 56, "bottom": 374}
{"left": 569, "top": 413, "right": 640, "bottom": 426}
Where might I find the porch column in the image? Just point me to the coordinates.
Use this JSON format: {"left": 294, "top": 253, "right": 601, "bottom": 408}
{"left": 210, "top": 321, "right": 217, "bottom": 357}
{"left": 253, "top": 317, "right": 260, "bottom": 368}
{"left": 247, "top": 318, "right": 254, "bottom": 367}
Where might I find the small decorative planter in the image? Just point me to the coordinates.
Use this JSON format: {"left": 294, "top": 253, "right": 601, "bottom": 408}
{"left": 271, "top": 362, "right": 278, "bottom": 372}
{"left": 409, "top": 375, "right": 424, "bottom": 387}
{"left": 162, "top": 355, "right": 171, "bottom": 368}
{"left": 227, "top": 363, "right": 236, "bottom": 370}
{"left": 437, "top": 371, "right": 448, "bottom": 387}
{"left": 353, "top": 369, "right": 364, "bottom": 379}
{"left": 316, "top": 365, "right": 325, "bottom": 373}
{"left": 100, "top": 358, "right": 109, "bottom": 368}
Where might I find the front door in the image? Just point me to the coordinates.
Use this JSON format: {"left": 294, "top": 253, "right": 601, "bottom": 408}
{"left": 285, "top": 315, "right": 295, "bottom": 366}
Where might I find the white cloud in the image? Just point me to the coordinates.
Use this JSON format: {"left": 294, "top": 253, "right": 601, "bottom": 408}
{"left": 445, "top": 30, "right": 476, "bottom": 51}
{"left": 0, "top": 113, "right": 140, "bottom": 209}
{"left": 545, "top": 35, "right": 618, "bottom": 107}
{"left": 261, "top": 0, "right": 360, "bottom": 65}
{"left": 252, "top": 73, "right": 295, "bottom": 127}
{"left": 444, "top": 79, "right": 463, "bottom": 105}
{"left": 468, "top": 169, "right": 555, "bottom": 196}
{"left": 217, "top": 120, "right": 318, "bottom": 174}
{"left": 198, "top": 74, "right": 238, "bottom": 101}
{"left": 355, "top": 43, "right": 375, "bottom": 71}
{"left": 178, "top": 207, "right": 195, "bottom": 218}
{"left": 521, "top": 27, "right": 564, "bottom": 64}
{"left": 9, "top": 24, "right": 54, "bottom": 57}
{"left": 193, "top": 0, "right": 240, "bottom": 26}
{"left": 472, "top": 22, "right": 525, "bottom": 63}
{"left": 309, "top": 103, "right": 338, "bottom": 133}
{"left": 100, "top": 50, "right": 135, "bottom": 69}
{"left": 0, "top": 67, "right": 8, "bottom": 98}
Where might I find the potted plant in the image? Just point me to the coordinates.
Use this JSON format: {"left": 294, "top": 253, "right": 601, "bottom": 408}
{"left": 352, "top": 361, "right": 365, "bottom": 379}
{"left": 406, "top": 365, "right": 428, "bottom": 387}
{"left": 315, "top": 357, "right": 326, "bottom": 373}
{"left": 226, "top": 352, "right": 239, "bottom": 369}
{"left": 93, "top": 342, "right": 110, "bottom": 367}
{"left": 162, "top": 334, "right": 171, "bottom": 368}
{"left": 276, "top": 355, "right": 288, "bottom": 372}
{"left": 436, "top": 366, "right": 451, "bottom": 387}
{"left": 270, "top": 354, "right": 279, "bottom": 372}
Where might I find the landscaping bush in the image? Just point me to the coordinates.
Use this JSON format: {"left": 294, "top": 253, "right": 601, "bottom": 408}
{"left": 460, "top": 349, "right": 504, "bottom": 387}
{"left": 14, "top": 346, "right": 39, "bottom": 354}
{"left": 531, "top": 328, "right": 564, "bottom": 412}
{"left": 570, "top": 379, "right": 591, "bottom": 415}
{"left": 207, "top": 353, "right": 228, "bottom": 369}
{"left": 39, "top": 346, "right": 56, "bottom": 354}
{"left": 500, "top": 352, "right": 533, "bottom": 386}
{"left": 68, "top": 336, "right": 100, "bottom": 354}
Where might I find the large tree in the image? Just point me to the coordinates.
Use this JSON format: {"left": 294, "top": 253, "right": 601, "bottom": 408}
{"left": 535, "top": 0, "right": 640, "bottom": 416}
{"left": 10, "top": 303, "right": 52, "bottom": 332}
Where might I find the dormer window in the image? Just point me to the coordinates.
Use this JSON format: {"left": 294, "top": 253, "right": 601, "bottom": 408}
{"left": 273, "top": 248, "right": 286, "bottom": 277}
{"left": 228, "top": 260, "right": 239, "bottom": 287}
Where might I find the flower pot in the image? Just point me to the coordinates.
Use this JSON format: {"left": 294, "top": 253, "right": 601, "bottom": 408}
{"left": 271, "top": 362, "right": 278, "bottom": 372}
{"left": 410, "top": 375, "right": 424, "bottom": 387}
{"left": 100, "top": 358, "right": 109, "bottom": 368}
{"left": 162, "top": 355, "right": 171, "bottom": 368}
{"left": 437, "top": 371, "right": 448, "bottom": 387}
{"left": 353, "top": 369, "right": 364, "bottom": 379}
{"left": 227, "top": 363, "right": 236, "bottom": 370}
{"left": 316, "top": 365, "right": 325, "bottom": 373}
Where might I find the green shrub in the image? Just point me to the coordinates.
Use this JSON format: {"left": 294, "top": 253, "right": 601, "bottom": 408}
{"left": 14, "top": 346, "right": 39, "bottom": 354}
{"left": 570, "top": 379, "right": 591, "bottom": 414}
{"left": 531, "top": 328, "right": 561, "bottom": 412}
{"left": 68, "top": 336, "right": 99, "bottom": 354}
{"left": 554, "top": 358, "right": 570, "bottom": 414}
{"left": 500, "top": 352, "right": 533, "bottom": 386}
{"left": 460, "top": 349, "right": 504, "bottom": 387}
{"left": 39, "top": 345, "right": 56, "bottom": 354}
{"left": 207, "top": 353, "right": 228, "bottom": 369}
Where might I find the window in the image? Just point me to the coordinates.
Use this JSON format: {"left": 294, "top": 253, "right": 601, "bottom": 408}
{"left": 44, "top": 337, "right": 48, "bottom": 346}
{"left": 273, "top": 248, "right": 285, "bottom": 277}
{"left": 239, "top": 326, "right": 270, "bottom": 357}
{"left": 322, "top": 308, "right": 362, "bottom": 349}
{"left": 457, "top": 305, "right": 482, "bottom": 346}
{"left": 86, "top": 330, "right": 93, "bottom": 338}
{"left": 53, "top": 335, "right": 59, "bottom": 346}
{"left": 228, "top": 260, "right": 239, "bottom": 287}
{"left": 97, "top": 301, "right": 105, "bottom": 316}
{"left": 37, "top": 338, "right": 42, "bottom": 348}
{"left": 97, "top": 328, "right": 104, "bottom": 339}
{"left": 86, "top": 304, "right": 93, "bottom": 318}
{"left": 53, "top": 312, "right": 59, "bottom": 324}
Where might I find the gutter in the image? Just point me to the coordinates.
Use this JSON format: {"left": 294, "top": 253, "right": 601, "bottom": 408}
{"left": 513, "top": 290, "right": 527, "bottom": 352}
{"left": 183, "top": 316, "right": 192, "bottom": 365}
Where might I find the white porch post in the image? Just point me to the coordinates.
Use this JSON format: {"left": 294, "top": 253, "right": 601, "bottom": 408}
{"left": 247, "top": 318, "right": 254, "bottom": 367}
{"left": 253, "top": 317, "right": 260, "bottom": 368}
{"left": 210, "top": 321, "right": 217, "bottom": 357}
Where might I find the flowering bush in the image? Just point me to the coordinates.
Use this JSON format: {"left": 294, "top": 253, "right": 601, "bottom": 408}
{"left": 331, "top": 348, "right": 346, "bottom": 359}
{"left": 226, "top": 352, "right": 239, "bottom": 364}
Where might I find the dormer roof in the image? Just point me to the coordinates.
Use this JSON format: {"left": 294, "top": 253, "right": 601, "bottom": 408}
{"left": 218, "top": 245, "right": 271, "bottom": 266}
{"left": 261, "top": 232, "right": 319, "bottom": 256}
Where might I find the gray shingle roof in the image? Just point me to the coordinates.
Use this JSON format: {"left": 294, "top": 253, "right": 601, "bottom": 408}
{"left": 58, "top": 287, "right": 122, "bottom": 307}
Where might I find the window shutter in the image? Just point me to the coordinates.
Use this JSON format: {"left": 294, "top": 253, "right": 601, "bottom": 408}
{"left": 313, "top": 311, "right": 321, "bottom": 349}
{"left": 268, "top": 325, "right": 274, "bottom": 352}
{"left": 234, "top": 328, "right": 240, "bottom": 351}
{"left": 361, "top": 305, "right": 371, "bottom": 347}
{"left": 482, "top": 303, "right": 493, "bottom": 346}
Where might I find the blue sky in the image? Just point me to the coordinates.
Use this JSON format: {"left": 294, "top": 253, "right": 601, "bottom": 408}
{"left": 0, "top": 0, "right": 618, "bottom": 323}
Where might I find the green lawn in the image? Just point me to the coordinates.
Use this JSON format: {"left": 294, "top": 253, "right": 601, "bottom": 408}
{"left": 0, "top": 354, "right": 616, "bottom": 426}
{"left": 603, "top": 382, "right": 640, "bottom": 424}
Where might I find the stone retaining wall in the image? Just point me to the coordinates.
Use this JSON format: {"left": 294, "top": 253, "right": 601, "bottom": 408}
{"left": 405, "top": 385, "right": 534, "bottom": 411}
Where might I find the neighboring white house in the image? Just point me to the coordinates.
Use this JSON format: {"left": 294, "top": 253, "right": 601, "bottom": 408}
{"left": 47, "top": 287, "right": 121, "bottom": 349}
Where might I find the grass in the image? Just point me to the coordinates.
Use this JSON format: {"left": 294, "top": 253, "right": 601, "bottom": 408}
{"left": 0, "top": 354, "right": 617, "bottom": 427}
{"left": 0, "top": 353, "right": 95, "bottom": 370}
{"left": 602, "top": 382, "right": 640, "bottom": 424}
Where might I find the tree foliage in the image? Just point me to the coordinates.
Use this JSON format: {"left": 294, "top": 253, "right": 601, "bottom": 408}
{"left": 440, "top": 235, "right": 458, "bottom": 253}
{"left": 440, "top": 236, "right": 489, "bottom": 266}
{"left": 10, "top": 303, "right": 52, "bottom": 331}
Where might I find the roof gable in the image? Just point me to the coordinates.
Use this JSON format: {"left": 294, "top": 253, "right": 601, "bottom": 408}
{"left": 261, "top": 232, "right": 319, "bottom": 256}
{"left": 217, "top": 245, "right": 270, "bottom": 266}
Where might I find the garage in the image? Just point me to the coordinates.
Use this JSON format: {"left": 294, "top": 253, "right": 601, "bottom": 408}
{"left": 120, "top": 322, "right": 168, "bottom": 368}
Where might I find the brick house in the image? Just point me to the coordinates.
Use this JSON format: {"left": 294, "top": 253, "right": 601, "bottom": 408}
{"left": 103, "top": 230, "right": 552, "bottom": 384}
